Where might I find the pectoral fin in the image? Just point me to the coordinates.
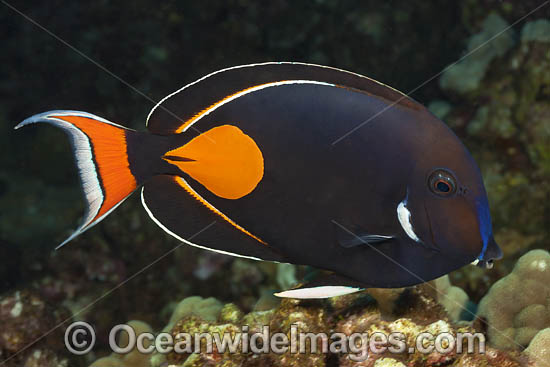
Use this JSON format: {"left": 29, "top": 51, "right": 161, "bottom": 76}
{"left": 333, "top": 222, "right": 394, "bottom": 248}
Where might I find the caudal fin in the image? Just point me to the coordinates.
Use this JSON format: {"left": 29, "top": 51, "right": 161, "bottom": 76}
{"left": 15, "top": 110, "right": 138, "bottom": 248}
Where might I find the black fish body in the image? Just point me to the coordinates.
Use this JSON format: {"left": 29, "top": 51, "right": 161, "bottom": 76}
{"left": 16, "top": 63, "right": 502, "bottom": 297}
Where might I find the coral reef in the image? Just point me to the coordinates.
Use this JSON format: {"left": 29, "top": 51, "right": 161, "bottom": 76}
{"left": 228, "top": 259, "right": 266, "bottom": 310}
{"left": 439, "top": 13, "right": 515, "bottom": 94}
{"left": 162, "top": 296, "right": 223, "bottom": 332}
{"left": 443, "top": 16, "right": 550, "bottom": 240}
{"left": 524, "top": 328, "right": 550, "bottom": 367}
{"left": 90, "top": 320, "right": 153, "bottom": 367}
{"left": 152, "top": 297, "right": 226, "bottom": 367}
{"left": 336, "top": 309, "right": 456, "bottom": 366}
{"left": 0, "top": 290, "right": 71, "bottom": 367}
{"left": 521, "top": 19, "right": 550, "bottom": 43}
{"left": 362, "top": 288, "right": 405, "bottom": 316}
{"left": 461, "top": 1, "right": 550, "bottom": 32}
{"left": 434, "top": 276, "right": 471, "bottom": 322}
{"left": 83, "top": 288, "right": 522, "bottom": 367}
{"left": 477, "top": 249, "right": 550, "bottom": 350}
{"left": 437, "top": 15, "right": 550, "bottom": 301}
{"left": 2, "top": 4, "right": 549, "bottom": 367}
{"left": 371, "top": 358, "right": 406, "bottom": 367}
{"left": 276, "top": 263, "right": 298, "bottom": 291}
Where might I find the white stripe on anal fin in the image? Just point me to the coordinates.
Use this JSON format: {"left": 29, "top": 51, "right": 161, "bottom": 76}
{"left": 140, "top": 187, "right": 262, "bottom": 261}
{"left": 174, "top": 176, "right": 267, "bottom": 245}
{"left": 274, "top": 286, "right": 363, "bottom": 299}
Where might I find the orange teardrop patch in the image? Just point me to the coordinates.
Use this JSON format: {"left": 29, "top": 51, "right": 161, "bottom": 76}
{"left": 163, "top": 125, "right": 264, "bottom": 199}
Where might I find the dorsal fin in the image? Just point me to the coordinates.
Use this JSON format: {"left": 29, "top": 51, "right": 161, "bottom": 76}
{"left": 146, "top": 62, "right": 422, "bottom": 135}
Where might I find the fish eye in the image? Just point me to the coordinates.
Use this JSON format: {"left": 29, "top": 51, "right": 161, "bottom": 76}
{"left": 428, "top": 169, "right": 457, "bottom": 197}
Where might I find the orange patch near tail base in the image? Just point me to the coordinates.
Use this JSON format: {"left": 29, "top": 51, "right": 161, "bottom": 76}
{"left": 53, "top": 115, "right": 137, "bottom": 220}
{"left": 163, "top": 125, "right": 264, "bottom": 200}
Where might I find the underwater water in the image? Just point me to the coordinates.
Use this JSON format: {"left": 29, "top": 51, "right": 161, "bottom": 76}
{"left": 1, "top": 1, "right": 550, "bottom": 366}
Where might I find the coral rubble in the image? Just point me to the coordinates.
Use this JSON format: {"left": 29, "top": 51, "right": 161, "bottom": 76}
{"left": 85, "top": 287, "right": 524, "bottom": 367}
{"left": 0, "top": 290, "right": 71, "bottom": 367}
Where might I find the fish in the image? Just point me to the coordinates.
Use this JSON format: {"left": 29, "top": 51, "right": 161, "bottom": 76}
{"left": 15, "top": 62, "right": 502, "bottom": 298}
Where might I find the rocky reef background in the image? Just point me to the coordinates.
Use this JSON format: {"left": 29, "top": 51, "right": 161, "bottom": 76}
{"left": 0, "top": 1, "right": 549, "bottom": 366}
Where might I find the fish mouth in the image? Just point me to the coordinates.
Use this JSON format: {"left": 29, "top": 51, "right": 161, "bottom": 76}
{"left": 471, "top": 258, "right": 494, "bottom": 269}
{"left": 472, "top": 234, "right": 502, "bottom": 269}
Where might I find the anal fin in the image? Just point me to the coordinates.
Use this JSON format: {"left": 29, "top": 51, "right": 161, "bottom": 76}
{"left": 141, "top": 175, "right": 285, "bottom": 262}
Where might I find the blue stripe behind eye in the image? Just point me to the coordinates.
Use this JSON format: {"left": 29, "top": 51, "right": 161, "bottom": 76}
{"left": 475, "top": 197, "right": 492, "bottom": 260}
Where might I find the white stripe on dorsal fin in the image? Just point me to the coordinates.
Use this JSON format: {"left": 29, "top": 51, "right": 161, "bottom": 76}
{"left": 173, "top": 80, "right": 335, "bottom": 133}
{"left": 145, "top": 62, "right": 418, "bottom": 135}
